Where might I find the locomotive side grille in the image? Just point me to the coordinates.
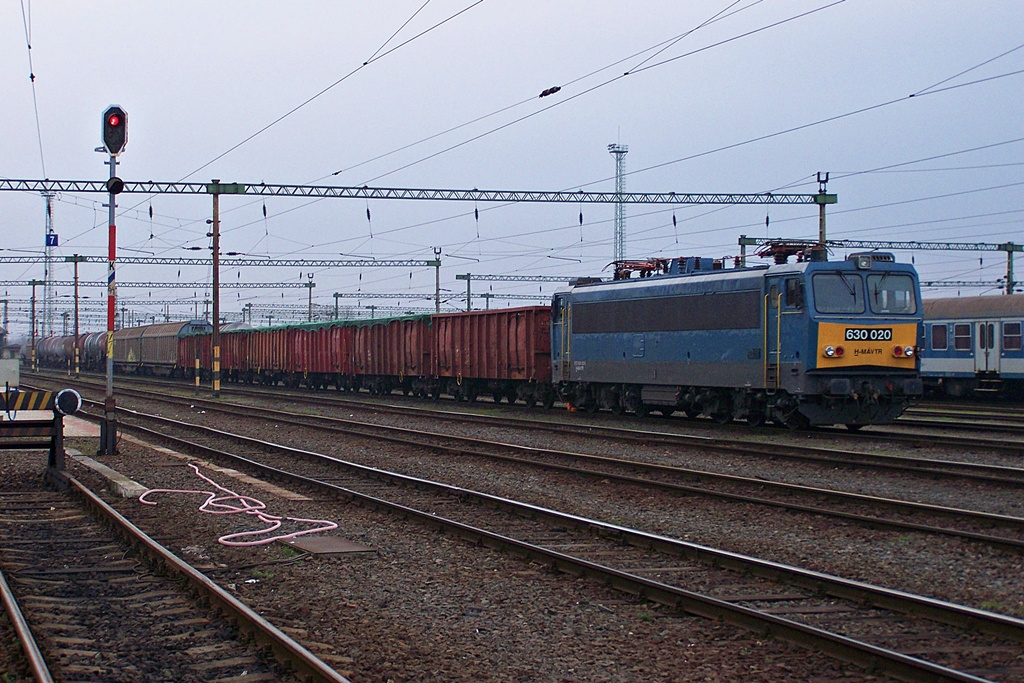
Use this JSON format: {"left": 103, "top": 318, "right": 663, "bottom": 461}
{"left": 572, "top": 290, "right": 760, "bottom": 334}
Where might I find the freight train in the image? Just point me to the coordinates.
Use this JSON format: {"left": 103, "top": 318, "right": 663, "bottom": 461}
{"left": 28, "top": 249, "right": 926, "bottom": 428}
{"left": 920, "top": 295, "right": 1024, "bottom": 399}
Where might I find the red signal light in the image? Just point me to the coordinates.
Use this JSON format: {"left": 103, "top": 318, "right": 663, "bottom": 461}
{"left": 101, "top": 105, "right": 128, "bottom": 156}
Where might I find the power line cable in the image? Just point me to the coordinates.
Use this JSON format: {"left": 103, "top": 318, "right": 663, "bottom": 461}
{"left": 358, "top": 1, "right": 844, "bottom": 185}
{"left": 178, "top": 1, "right": 484, "bottom": 182}
{"left": 328, "top": 0, "right": 766, "bottom": 181}
{"left": 19, "top": 0, "right": 45, "bottom": 177}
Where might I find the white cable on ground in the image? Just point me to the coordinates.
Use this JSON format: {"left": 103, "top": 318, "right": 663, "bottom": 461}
{"left": 139, "top": 463, "right": 338, "bottom": 547}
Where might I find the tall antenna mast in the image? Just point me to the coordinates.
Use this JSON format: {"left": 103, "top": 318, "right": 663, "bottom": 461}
{"left": 608, "top": 143, "right": 628, "bottom": 263}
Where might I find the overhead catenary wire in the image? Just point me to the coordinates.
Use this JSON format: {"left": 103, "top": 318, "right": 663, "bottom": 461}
{"left": 19, "top": 0, "right": 45, "bottom": 177}
{"left": 177, "top": 0, "right": 484, "bottom": 183}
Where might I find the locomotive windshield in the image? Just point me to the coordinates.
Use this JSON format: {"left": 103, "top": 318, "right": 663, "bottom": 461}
{"left": 866, "top": 273, "right": 917, "bottom": 315}
{"left": 812, "top": 273, "right": 864, "bottom": 313}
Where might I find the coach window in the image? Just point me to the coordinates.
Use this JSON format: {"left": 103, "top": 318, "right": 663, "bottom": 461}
{"left": 784, "top": 278, "right": 804, "bottom": 309}
{"left": 953, "top": 323, "right": 972, "bottom": 351}
{"left": 1004, "top": 322, "right": 1023, "bottom": 351}
{"left": 930, "top": 323, "right": 947, "bottom": 350}
{"left": 812, "top": 273, "right": 864, "bottom": 313}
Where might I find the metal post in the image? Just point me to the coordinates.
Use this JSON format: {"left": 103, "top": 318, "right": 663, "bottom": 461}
{"left": 100, "top": 155, "right": 118, "bottom": 454}
{"left": 816, "top": 172, "right": 829, "bottom": 248}
{"left": 465, "top": 273, "right": 472, "bottom": 312}
{"left": 211, "top": 181, "right": 221, "bottom": 398}
{"left": 305, "top": 276, "right": 315, "bottom": 322}
{"left": 1008, "top": 245, "right": 1017, "bottom": 295}
{"left": 434, "top": 247, "right": 442, "bottom": 314}
{"left": 30, "top": 280, "right": 40, "bottom": 371}
{"left": 68, "top": 255, "right": 85, "bottom": 377}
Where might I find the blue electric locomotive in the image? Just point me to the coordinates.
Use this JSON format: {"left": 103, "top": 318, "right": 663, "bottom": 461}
{"left": 551, "top": 250, "right": 923, "bottom": 428}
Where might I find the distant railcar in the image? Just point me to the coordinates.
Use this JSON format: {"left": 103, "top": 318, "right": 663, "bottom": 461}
{"left": 920, "top": 295, "right": 1024, "bottom": 399}
{"left": 113, "top": 321, "right": 211, "bottom": 376}
{"left": 351, "top": 315, "right": 432, "bottom": 396}
{"left": 432, "top": 306, "right": 553, "bottom": 406}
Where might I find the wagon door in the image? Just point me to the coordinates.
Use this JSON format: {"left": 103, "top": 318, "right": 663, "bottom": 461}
{"left": 975, "top": 321, "right": 1000, "bottom": 373}
{"left": 763, "top": 279, "right": 782, "bottom": 390}
{"left": 550, "top": 293, "right": 570, "bottom": 382}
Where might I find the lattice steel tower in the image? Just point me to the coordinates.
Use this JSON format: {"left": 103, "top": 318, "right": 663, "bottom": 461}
{"left": 608, "top": 144, "right": 628, "bottom": 263}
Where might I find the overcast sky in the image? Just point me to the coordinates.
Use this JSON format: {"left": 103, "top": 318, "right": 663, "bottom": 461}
{"left": 2, "top": 1, "right": 1022, "bottom": 337}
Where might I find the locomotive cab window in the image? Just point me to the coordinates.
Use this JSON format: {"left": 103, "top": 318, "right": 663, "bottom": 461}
{"left": 812, "top": 273, "right": 864, "bottom": 313}
{"left": 930, "top": 323, "right": 948, "bottom": 350}
{"left": 866, "top": 273, "right": 917, "bottom": 314}
{"left": 784, "top": 278, "right": 804, "bottom": 309}
{"left": 1004, "top": 322, "right": 1022, "bottom": 351}
{"left": 953, "top": 323, "right": 972, "bottom": 351}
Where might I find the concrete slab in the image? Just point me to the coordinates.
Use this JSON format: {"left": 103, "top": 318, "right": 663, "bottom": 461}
{"left": 71, "top": 452, "right": 149, "bottom": 499}
{"left": 279, "top": 536, "right": 375, "bottom": 557}
{"left": 64, "top": 416, "right": 100, "bottom": 438}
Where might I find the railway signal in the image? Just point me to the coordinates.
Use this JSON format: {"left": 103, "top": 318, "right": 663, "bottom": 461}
{"left": 101, "top": 106, "right": 128, "bottom": 156}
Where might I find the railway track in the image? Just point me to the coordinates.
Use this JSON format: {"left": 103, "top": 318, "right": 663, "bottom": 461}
{"left": 0, "top": 458, "right": 350, "bottom": 682}
{"left": 29, "top": 369, "right": 1024, "bottom": 456}
{"left": 55, "top": 391, "right": 1024, "bottom": 681}
{"left": 93, "top": 383, "right": 1024, "bottom": 553}
{"left": 27, "top": 375, "right": 1024, "bottom": 553}
{"left": 26, "top": 370, "right": 1024, "bottom": 467}
{"left": 900, "top": 404, "right": 1024, "bottom": 434}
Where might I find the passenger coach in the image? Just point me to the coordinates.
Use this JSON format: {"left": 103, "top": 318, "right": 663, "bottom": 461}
{"left": 551, "top": 251, "right": 923, "bottom": 428}
{"left": 921, "top": 295, "right": 1024, "bottom": 398}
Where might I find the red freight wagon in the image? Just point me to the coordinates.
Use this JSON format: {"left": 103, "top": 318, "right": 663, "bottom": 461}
{"left": 351, "top": 315, "right": 431, "bottom": 395}
{"left": 310, "top": 323, "right": 354, "bottom": 390}
{"left": 431, "top": 306, "right": 554, "bottom": 407}
{"left": 178, "top": 331, "right": 211, "bottom": 380}
{"left": 219, "top": 329, "right": 250, "bottom": 383}
{"left": 253, "top": 326, "right": 289, "bottom": 383}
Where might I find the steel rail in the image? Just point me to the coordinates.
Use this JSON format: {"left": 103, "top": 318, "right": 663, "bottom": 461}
{"left": 108, "top": 385, "right": 1024, "bottom": 552}
{"left": 25, "top": 370, "right": 1024, "bottom": 477}
{"left": 0, "top": 564, "right": 55, "bottom": 683}
{"left": 65, "top": 475, "right": 351, "bottom": 683}
{"left": 79, "top": 403, "right": 1013, "bottom": 682}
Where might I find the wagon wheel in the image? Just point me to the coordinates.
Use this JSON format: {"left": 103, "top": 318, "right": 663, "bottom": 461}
{"left": 610, "top": 402, "right": 624, "bottom": 416}
{"left": 492, "top": 391, "right": 505, "bottom": 405}
{"left": 584, "top": 400, "right": 600, "bottom": 414}
{"left": 541, "top": 392, "right": 555, "bottom": 410}
{"left": 844, "top": 423, "right": 864, "bottom": 431}
{"left": 746, "top": 410, "right": 767, "bottom": 428}
{"left": 504, "top": 388, "right": 518, "bottom": 405}
{"left": 684, "top": 407, "right": 700, "bottom": 419}
{"left": 658, "top": 408, "right": 676, "bottom": 417}
{"left": 780, "top": 410, "right": 809, "bottom": 430}
{"left": 711, "top": 411, "right": 733, "bottom": 425}
{"left": 633, "top": 402, "right": 649, "bottom": 418}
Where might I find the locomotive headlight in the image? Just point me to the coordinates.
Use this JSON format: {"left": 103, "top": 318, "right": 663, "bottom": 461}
{"left": 824, "top": 345, "right": 835, "bottom": 357}
{"left": 904, "top": 346, "right": 914, "bottom": 358}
